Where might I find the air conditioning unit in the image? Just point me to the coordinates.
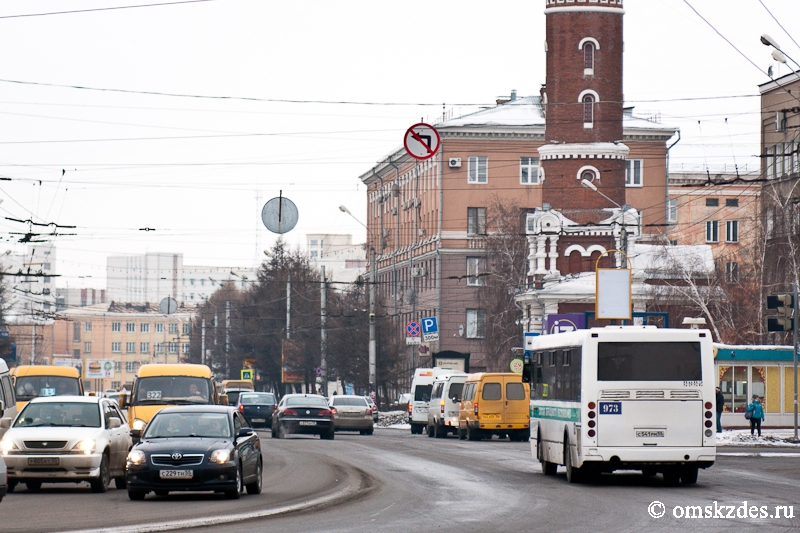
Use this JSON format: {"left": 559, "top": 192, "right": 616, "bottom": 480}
{"left": 382, "top": 228, "right": 390, "bottom": 237}
{"left": 418, "top": 229, "right": 425, "bottom": 237}
{"left": 411, "top": 267, "right": 427, "bottom": 278}
{"left": 391, "top": 207, "right": 398, "bottom": 215}
{"left": 413, "top": 198, "right": 421, "bottom": 208}
{"left": 449, "top": 158, "right": 462, "bottom": 168}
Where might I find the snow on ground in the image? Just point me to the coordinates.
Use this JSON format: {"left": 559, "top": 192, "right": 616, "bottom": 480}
{"left": 717, "top": 429, "right": 800, "bottom": 447}
{"left": 377, "top": 410, "right": 410, "bottom": 429}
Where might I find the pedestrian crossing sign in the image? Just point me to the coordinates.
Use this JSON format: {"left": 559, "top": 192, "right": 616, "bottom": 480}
{"left": 240, "top": 369, "right": 253, "bottom": 381}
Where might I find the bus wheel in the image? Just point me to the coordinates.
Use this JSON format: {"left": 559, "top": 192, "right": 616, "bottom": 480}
{"left": 538, "top": 436, "right": 557, "bottom": 476}
{"left": 564, "top": 440, "right": 583, "bottom": 484}
{"left": 458, "top": 427, "right": 466, "bottom": 440}
{"left": 426, "top": 424, "right": 434, "bottom": 437}
{"left": 467, "top": 425, "right": 480, "bottom": 441}
{"left": 680, "top": 465, "right": 698, "bottom": 485}
{"left": 663, "top": 467, "right": 680, "bottom": 486}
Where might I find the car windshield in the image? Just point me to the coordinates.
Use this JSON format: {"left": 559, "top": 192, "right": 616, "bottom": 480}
{"left": 15, "top": 402, "right": 101, "bottom": 428}
{"left": 286, "top": 396, "right": 328, "bottom": 408}
{"left": 132, "top": 376, "right": 212, "bottom": 405}
{"left": 240, "top": 394, "right": 275, "bottom": 405}
{"left": 332, "top": 397, "right": 367, "bottom": 407}
{"left": 144, "top": 412, "right": 231, "bottom": 438}
{"left": 15, "top": 376, "right": 81, "bottom": 401}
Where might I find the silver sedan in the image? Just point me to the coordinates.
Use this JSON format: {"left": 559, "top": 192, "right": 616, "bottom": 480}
{"left": 329, "top": 395, "right": 374, "bottom": 435}
{"left": 0, "top": 395, "right": 132, "bottom": 493}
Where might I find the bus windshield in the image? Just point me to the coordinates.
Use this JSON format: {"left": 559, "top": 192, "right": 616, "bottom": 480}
{"left": 133, "top": 376, "right": 212, "bottom": 405}
{"left": 597, "top": 342, "right": 702, "bottom": 381}
{"left": 15, "top": 376, "right": 81, "bottom": 401}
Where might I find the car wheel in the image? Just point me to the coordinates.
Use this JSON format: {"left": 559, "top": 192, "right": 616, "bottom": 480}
{"left": 26, "top": 481, "right": 42, "bottom": 491}
{"left": 434, "top": 423, "right": 446, "bottom": 439}
{"left": 114, "top": 474, "right": 127, "bottom": 489}
{"left": 458, "top": 427, "right": 466, "bottom": 440}
{"left": 246, "top": 459, "right": 263, "bottom": 495}
{"left": 271, "top": 423, "right": 278, "bottom": 438}
{"left": 7, "top": 481, "right": 17, "bottom": 493}
{"left": 366, "top": 427, "right": 374, "bottom": 436}
{"left": 277, "top": 423, "right": 285, "bottom": 439}
{"left": 90, "top": 454, "right": 111, "bottom": 493}
{"left": 426, "top": 424, "right": 433, "bottom": 437}
{"left": 128, "top": 490, "right": 146, "bottom": 501}
{"left": 360, "top": 429, "right": 366, "bottom": 435}
{"left": 225, "top": 465, "right": 243, "bottom": 499}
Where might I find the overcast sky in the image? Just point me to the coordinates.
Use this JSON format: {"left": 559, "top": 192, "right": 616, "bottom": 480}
{"left": 0, "top": 0, "right": 796, "bottom": 287}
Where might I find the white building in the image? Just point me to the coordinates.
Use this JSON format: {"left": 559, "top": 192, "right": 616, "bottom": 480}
{"left": 2, "top": 245, "right": 57, "bottom": 321}
{"left": 56, "top": 288, "right": 106, "bottom": 310}
{"left": 307, "top": 234, "right": 367, "bottom": 286}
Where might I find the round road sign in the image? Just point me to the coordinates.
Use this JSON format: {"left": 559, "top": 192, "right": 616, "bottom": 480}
{"left": 406, "top": 321, "right": 421, "bottom": 337}
{"left": 404, "top": 123, "right": 441, "bottom": 161}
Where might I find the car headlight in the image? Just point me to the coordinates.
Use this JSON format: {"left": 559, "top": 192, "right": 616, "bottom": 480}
{"left": 127, "top": 449, "right": 146, "bottom": 465}
{"left": 132, "top": 418, "right": 147, "bottom": 431}
{"left": 72, "top": 439, "right": 96, "bottom": 454}
{"left": 209, "top": 449, "right": 231, "bottom": 464}
{"left": 0, "top": 439, "right": 18, "bottom": 454}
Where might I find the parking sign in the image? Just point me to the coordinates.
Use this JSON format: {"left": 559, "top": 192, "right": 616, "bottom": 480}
{"left": 421, "top": 316, "right": 439, "bottom": 342}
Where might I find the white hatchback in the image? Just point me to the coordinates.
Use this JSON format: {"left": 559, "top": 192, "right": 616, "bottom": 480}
{"left": 0, "top": 395, "right": 132, "bottom": 493}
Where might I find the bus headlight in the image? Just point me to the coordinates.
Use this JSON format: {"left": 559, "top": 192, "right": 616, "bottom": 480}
{"left": 132, "top": 419, "right": 147, "bottom": 431}
{"left": 127, "top": 450, "right": 146, "bottom": 465}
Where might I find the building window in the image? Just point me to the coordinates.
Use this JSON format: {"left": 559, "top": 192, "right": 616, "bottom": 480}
{"left": 706, "top": 198, "right": 719, "bottom": 207}
{"left": 467, "top": 207, "right": 487, "bottom": 235}
{"left": 73, "top": 349, "right": 80, "bottom": 358}
{"left": 468, "top": 156, "right": 488, "bottom": 184}
{"left": 584, "top": 42, "right": 594, "bottom": 71}
{"left": 169, "top": 323, "right": 178, "bottom": 334}
{"left": 141, "top": 342, "right": 150, "bottom": 353}
{"left": 182, "top": 343, "right": 190, "bottom": 355}
{"left": 667, "top": 198, "right": 678, "bottom": 223}
{"left": 126, "top": 362, "right": 136, "bottom": 373}
{"left": 190, "top": 279, "right": 195, "bottom": 286}
{"left": 706, "top": 221, "right": 719, "bottom": 243}
{"left": 466, "top": 309, "right": 486, "bottom": 339}
{"left": 126, "top": 322, "right": 135, "bottom": 333}
{"left": 43, "top": 262, "right": 51, "bottom": 270}
{"left": 114, "top": 362, "right": 121, "bottom": 372}
{"left": 583, "top": 95, "right": 594, "bottom": 126}
{"left": 168, "top": 342, "right": 178, "bottom": 354}
{"left": 84, "top": 321, "right": 92, "bottom": 332}
{"left": 726, "top": 198, "right": 739, "bottom": 207}
{"left": 126, "top": 342, "right": 136, "bottom": 353}
{"left": 726, "top": 262, "right": 739, "bottom": 284}
{"left": 112, "top": 322, "right": 121, "bottom": 332}
{"left": 182, "top": 323, "right": 191, "bottom": 335}
{"left": 310, "top": 251, "right": 318, "bottom": 259}
{"left": 766, "top": 146, "right": 775, "bottom": 179}
{"left": 140, "top": 323, "right": 150, "bottom": 333}
{"left": 726, "top": 220, "right": 739, "bottom": 243}
{"left": 625, "top": 159, "right": 643, "bottom": 187}
{"left": 155, "top": 343, "right": 164, "bottom": 354}
{"left": 73, "top": 322, "right": 81, "bottom": 342}
{"left": 467, "top": 257, "right": 486, "bottom": 286}
{"left": 84, "top": 342, "right": 92, "bottom": 354}
{"left": 520, "top": 157, "right": 540, "bottom": 185}
{"left": 156, "top": 323, "right": 164, "bottom": 333}
{"left": 111, "top": 342, "right": 121, "bottom": 353}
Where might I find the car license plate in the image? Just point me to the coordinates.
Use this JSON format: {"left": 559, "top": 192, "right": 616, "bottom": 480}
{"left": 299, "top": 421, "right": 316, "bottom": 426}
{"left": 28, "top": 457, "right": 59, "bottom": 466}
{"left": 599, "top": 402, "right": 622, "bottom": 414}
{"left": 159, "top": 470, "right": 193, "bottom": 479}
{"left": 251, "top": 418, "right": 266, "bottom": 423}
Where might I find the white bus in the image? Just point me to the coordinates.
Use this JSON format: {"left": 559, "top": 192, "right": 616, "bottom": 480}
{"left": 523, "top": 326, "right": 716, "bottom": 485}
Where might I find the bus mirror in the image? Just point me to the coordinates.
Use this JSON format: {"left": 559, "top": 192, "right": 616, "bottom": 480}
{"left": 522, "top": 363, "right": 532, "bottom": 383}
{"left": 219, "top": 393, "right": 229, "bottom": 406}
{"left": 0, "top": 417, "right": 11, "bottom": 429}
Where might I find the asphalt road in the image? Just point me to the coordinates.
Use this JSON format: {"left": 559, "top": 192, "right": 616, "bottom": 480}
{"left": 3, "top": 430, "right": 800, "bottom": 533}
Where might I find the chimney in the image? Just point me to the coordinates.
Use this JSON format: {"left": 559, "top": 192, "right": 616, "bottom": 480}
{"left": 511, "top": 89, "right": 517, "bottom": 101}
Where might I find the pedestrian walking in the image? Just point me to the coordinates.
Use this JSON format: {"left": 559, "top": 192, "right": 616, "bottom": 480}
{"left": 715, "top": 386, "right": 724, "bottom": 433}
{"left": 746, "top": 395, "right": 765, "bottom": 437}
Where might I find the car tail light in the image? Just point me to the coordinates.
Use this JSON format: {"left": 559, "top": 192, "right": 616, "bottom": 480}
{"left": 473, "top": 402, "right": 479, "bottom": 416}
{"left": 332, "top": 407, "right": 338, "bottom": 415}
{"left": 272, "top": 405, "right": 277, "bottom": 413}
{"left": 365, "top": 408, "right": 372, "bottom": 416}
{"left": 408, "top": 403, "right": 412, "bottom": 416}
{"left": 318, "top": 409, "right": 332, "bottom": 416}
{"left": 440, "top": 400, "right": 445, "bottom": 414}
{"left": 283, "top": 409, "right": 298, "bottom": 416}
{"left": 238, "top": 404, "right": 244, "bottom": 413}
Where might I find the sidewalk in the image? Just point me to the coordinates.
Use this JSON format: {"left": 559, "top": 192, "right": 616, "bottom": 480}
{"left": 716, "top": 428, "right": 800, "bottom": 447}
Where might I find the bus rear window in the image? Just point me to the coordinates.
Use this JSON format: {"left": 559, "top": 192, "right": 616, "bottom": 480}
{"left": 414, "top": 385, "right": 433, "bottom": 402}
{"left": 597, "top": 342, "right": 702, "bottom": 381}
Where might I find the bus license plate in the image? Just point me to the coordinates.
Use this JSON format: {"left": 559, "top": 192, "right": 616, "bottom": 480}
{"left": 28, "top": 457, "right": 59, "bottom": 466}
{"left": 482, "top": 414, "right": 500, "bottom": 419}
{"left": 160, "top": 470, "right": 193, "bottom": 479}
{"left": 299, "top": 421, "right": 316, "bottom": 426}
{"left": 599, "top": 402, "right": 622, "bottom": 415}
{"left": 636, "top": 430, "right": 666, "bottom": 438}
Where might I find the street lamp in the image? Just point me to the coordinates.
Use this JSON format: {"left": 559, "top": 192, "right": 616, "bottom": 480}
{"left": 761, "top": 34, "right": 800, "bottom": 81}
{"left": 339, "top": 204, "right": 377, "bottom": 402}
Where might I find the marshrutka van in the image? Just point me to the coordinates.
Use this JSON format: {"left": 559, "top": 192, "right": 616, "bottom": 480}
{"left": 0, "top": 359, "right": 17, "bottom": 439}
{"left": 127, "top": 364, "right": 221, "bottom": 433}
{"left": 220, "top": 379, "right": 255, "bottom": 405}
{"left": 10, "top": 365, "right": 84, "bottom": 410}
{"left": 458, "top": 373, "right": 530, "bottom": 442}
{"left": 408, "top": 367, "right": 466, "bottom": 434}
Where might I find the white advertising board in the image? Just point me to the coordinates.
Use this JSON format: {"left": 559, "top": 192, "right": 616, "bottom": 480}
{"left": 596, "top": 268, "right": 632, "bottom": 320}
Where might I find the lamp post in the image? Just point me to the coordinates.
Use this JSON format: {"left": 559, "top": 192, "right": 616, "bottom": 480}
{"left": 761, "top": 34, "right": 800, "bottom": 80}
{"left": 581, "top": 179, "right": 631, "bottom": 268}
{"left": 339, "top": 205, "right": 377, "bottom": 402}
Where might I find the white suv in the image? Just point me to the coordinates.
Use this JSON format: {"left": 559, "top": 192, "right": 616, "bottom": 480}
{"left": 0, "top": 396, "right": 132, "bottom": 493}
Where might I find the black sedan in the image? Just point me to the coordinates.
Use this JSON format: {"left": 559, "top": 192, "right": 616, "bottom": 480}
{"left": 237, "top": 392, "right": 277, "bottom": 428}
{"left": 271, "top": 394, "right": 334, "bottom": 440}
{"left": 125, "top": 406, "right": 262, "bottom": 500}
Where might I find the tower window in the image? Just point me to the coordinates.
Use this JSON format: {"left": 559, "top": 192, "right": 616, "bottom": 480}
{"left": 584, "top": 42, "right": 594, "bottom": 72}
{"left": 583, "top": 95, "right": 594, "bottom": 126}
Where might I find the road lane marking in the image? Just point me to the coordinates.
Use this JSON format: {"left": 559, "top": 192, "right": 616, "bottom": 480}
{"left": 717, "top": 452, "right": 800, "bottom": 457}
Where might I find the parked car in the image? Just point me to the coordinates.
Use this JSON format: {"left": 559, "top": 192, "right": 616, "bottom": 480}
{"left": 362, "top": 396, "right": 379, "bottom": 423}
{"left": 237, "top": 392, "right": 277, "bottom": 428}
{"left": 271, "top": 394, "right": 334, "bottom": 440}
{"left": 125, "top": 405, "right": 261, "bottom": 500}
{"left": 330, "top": 396, "right": 374, "bottom": 435}
{"left": 0, "top": 455, "right": 6, "bottom": 503}
{"left": 0, "top": 395, "right": 132, "bottom": 493}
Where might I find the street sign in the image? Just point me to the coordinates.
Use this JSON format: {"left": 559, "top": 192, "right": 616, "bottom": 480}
{"left": 510, "top": 358, "right": 524, "bottom": 374}
{"left": 316, "top": 366, "right": 322, "bottom": 376}
{"left": 421, "top": 316, "right": 439, "bottom": 342}
{"left": 404, "top": 123, "right": 441, "bottom": 160}
{"left": 406, "top": 321, "right": 421, "bottom": 337}
{"left": 262, "top": 192, "right": 299, "bottom": 234}
{"left": 240, "top": 369, "right": 253, "bottom": 381}
{"left": 160, "top": 296, "right": 178, "bottom": 315}
{"left": 406, "top": 337, "right": 421, "bottom": 345}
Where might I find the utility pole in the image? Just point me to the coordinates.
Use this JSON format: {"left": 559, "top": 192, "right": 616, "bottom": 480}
{"left": 201, "top": 318, "right": 206, "bottom": 366}
{"left": 320, "top": 266, "right": 328, "bottom": 397}
{"left": 225, "top": 300, "right": 230, "bottom": 378}
{"left": 369, "top": 246, "right": 376, "bottom": 402}
{"left": 31, "top": 323, "right": 36, "bottom": 364}
{"left": 286, "top": 274, "right": 291, "bottom": 340}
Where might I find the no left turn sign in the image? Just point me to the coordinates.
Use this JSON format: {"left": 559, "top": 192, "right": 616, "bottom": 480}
{"left": 404, "top": 123, "right": 440, "bottom": 160}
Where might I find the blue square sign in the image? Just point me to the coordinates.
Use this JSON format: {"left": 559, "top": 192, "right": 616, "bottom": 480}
{"left": 421, "top": 317, "right": 438, "bottom": 334}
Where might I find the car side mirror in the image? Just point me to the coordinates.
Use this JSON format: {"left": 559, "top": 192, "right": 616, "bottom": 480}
{"left": 108, "top": 417, "right": 121, "bottom": 429}
{"left": 238, "top": 427, "right": 254, "bottom": 438}
{"left": 118, "top": 395, "right": 126, "bottom": 408}
{"left": 451, "top": 396, "right": 459, "bottom": 403}
{"left": 131, "top": 428, "right": 141, "bottom": 441}
{"left": 219, "top": 394, "right": 229, "bottom": 406}
{"left": 0, "top": 417, "right": 11, "bottom": 429}
{"left": 0, "top": 399, "right": 4, "bottom": 411}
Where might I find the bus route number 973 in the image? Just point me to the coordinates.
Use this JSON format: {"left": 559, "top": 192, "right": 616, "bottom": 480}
{"left": 599, "top": 402, "right": 622, "bottom": 415}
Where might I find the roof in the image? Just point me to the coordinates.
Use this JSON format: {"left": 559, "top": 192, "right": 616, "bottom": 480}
{"left": 758, "top": 69, "right": 800, "bottom": 94}
{"left": 28, "top": 394, "right": 102, "bottom": 404}
{"left": 137, "top": 364, "right": 212, "bottom": 378}
{"left": 57, "top": 302, "right": 197, "bottom": 318}
{"left": 11, "top": 365, "right": 81, "bottom": 378}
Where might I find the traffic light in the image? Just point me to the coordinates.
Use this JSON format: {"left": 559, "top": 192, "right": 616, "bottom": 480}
{"left": 767, "top": 293, "right": 795, "bottom": 332}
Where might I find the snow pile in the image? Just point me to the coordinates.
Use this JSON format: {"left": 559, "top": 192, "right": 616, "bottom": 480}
{"left": 716, "top": 429, "right": 800, "bottom": 447}
{"left": 377, "top": 410, "right": 410, "bottom": 429}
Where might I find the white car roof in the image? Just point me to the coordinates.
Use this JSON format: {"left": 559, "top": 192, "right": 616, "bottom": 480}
{"left": 27, "top": 395, "right": 104, "bottom": 404}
